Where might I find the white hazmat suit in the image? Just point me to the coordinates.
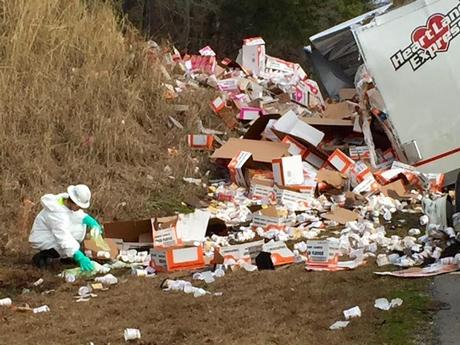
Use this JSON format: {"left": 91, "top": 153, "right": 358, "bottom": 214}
{"left": 29, "top": 193, "right": 88, "bottom": 258}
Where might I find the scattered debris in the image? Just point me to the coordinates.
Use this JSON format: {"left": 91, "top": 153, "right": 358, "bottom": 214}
{"left": 0, "top": 297, "right": 12, "bottom": 307}
{"left": 374, "top": 297, "right": 403, "bottom": 311}
{"left": 32, "top": 305, "right": 50, "bottom": 314}
{"left": 124, "top": 328, "right": 141, "bottom": 342}
{"left": 343, "top": 306, "right": 362, "bottom": 319}
{"left": 329, "top": 320, "right": 350, "bottom": 330}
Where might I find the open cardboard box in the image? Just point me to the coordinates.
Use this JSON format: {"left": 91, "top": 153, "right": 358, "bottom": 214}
{"left": 150, "top": 245, "right": 205, "bottom": 272}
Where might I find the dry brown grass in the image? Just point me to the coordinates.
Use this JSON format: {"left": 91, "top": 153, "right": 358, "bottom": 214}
{"left": 0, "top": 0, "right": 217, "bottom": 254}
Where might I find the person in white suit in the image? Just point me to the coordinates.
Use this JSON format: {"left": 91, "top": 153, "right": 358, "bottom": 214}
{"left": 29, "top": 184, "right": 102, "bottom": 271}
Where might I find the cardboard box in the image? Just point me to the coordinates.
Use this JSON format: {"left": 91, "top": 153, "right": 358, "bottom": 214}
{"left": 252, "top": 206, "right": 289, "bottom": 230}
{"left": 274, "top": 186, "right": 314, "bottom": 207}
{"left": 282, "top": 136, "right": 308, "bottom": 157}
{"left": 84, "top": 238, "right": 119, "bottom": 260}
{"left": 210, "top": 96, "right": 239, "bottom": 129}
{"left": 303, "top": 150, "right": 325, "bottom": 169}
{"left": 349, "top": 146, "right": 370, "bottom": 161}
{"left": 262, "top": 241, "right": 295, "bottom": 266}
{"left": 272, "top": 155, "right": 304, "bottom": 186}
{"left": 187, "top": 134, "right": 214, "bottom": 150}
{"left": 216, "top": 78, "right": 240, "bottom": 92}
{"left": 424, "top": 173, "right": 445, "bottom": 193}
{"left": 352, "top": 176, "right": 377, "bottom": 194}
{"left": 292, "top": 81, "right": 310, "bottom": 108}
{"left": 274, "top": 110, "right": 325, "bottom": 147}
{"left": 199, "top": 45, "right": 216, "bottom": 56}
{"left": 327, "top": 149, "right": 356, "bottom": 174}
{"left": 304, "top": 79, "right": 325, "bottom": 107}
{"left": 239, "top": 107, "right": 262, "bottom": 120}
{"left": 350, "top": 161, "right": 373, "bottom": 186}
{"left": 228, "top": 151, "right": 252, "bottom": 188}
{"left": 152, "top": 216, "right": 181, "bottom": 248}
{"left": 262, "top": 119, "right": 281, "bottom": 142}
{"left": 218, "top": 240, "right": 265, "bottom": 263}
{"left": 210, "top": 96, "right": 226, "bottom": 113}
{"left": 103, "top": 219, "right": 153, "bottom": 243}
{"left": 241, "top": 37, "right": 266, "bottom": 76}
{"left": 265, "top": 55, "right": 295, "bottom": 75}
{"left": 211, "top": 138, "right": 289, "bottom": 163}
{"left": 150, "top": 246, "right": 205, "bottom": 272}
{"left": 306, "top": 240, "right": 339, "bottom": 269}
{"left": 185, "top": 55, "right": 216, "bottom": 75}
{"left": 250, "top": 177, "right": 275, "bottom": 200}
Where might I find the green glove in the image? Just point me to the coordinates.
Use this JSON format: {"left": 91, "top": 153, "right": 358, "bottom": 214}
{"left": 73, "top": 250, "right": 94, "bottom": 272}
{"left": 83, "top": 214, "right": 103, "bottom": 237}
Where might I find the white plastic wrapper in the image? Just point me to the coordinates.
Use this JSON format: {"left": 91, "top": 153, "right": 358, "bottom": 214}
{"left": 329, "top": 320, "right": 350, "bottom": 330}
{"left": 343, "top": 306, "right": 361, "bottom": 319}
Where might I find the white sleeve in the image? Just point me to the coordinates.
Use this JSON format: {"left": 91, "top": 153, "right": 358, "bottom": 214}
{"left": 47, "top": 212, "right": 81, "bottom": 258}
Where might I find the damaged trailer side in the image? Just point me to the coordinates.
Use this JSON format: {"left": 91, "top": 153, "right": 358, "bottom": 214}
{"left": 309, "top": 0, "right": 460, "bottom": 184}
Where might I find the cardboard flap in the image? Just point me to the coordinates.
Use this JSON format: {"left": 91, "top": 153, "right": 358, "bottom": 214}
{"left": 322, "top": 102, "right": 356, "bottom": 120}
{"left": 274, "top": 110, "right": 325, "bottom": 147}
{"left": 322, "top": 207, "right": 360, "bottom": 225}
{"left": 317, "top": 169, "right": 347, "bottom": 189}
{"left": 301, "top": 117, "right": 353, "bottom": 127}
{"left": 379, "top": 179, "right": 409, "bottom": 198}
{"left": 211, "top": 138, "right": 289, "bottom": 163}
{"left": 176, "top": 210, "right": 210, "bottom": 242}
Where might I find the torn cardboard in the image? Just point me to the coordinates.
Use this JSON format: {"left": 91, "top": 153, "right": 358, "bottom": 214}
{"left": 317, "top": 169, "right": 347, "bottom": 189}
{"left": 322, "top": 207, "right": 360, "bottom": 225}
{"left": 211, "top": 138, "right": 289, "bottom": 163}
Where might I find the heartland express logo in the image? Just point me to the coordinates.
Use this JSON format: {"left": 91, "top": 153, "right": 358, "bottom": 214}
{"left": 390, "top": 2, "right": 460, "bottom": 71}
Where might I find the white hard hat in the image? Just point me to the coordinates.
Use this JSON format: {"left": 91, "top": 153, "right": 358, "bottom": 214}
{"left": 67, "top": 184, "right": 91, "bottom": 209}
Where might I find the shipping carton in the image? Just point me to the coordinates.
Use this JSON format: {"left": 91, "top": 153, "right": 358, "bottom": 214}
{"left": 252, "top": 206, "right": 289, "bottom": 230}
{"left": 187, "top": 134, "right": 214, "bottom": 150}
{"left": 306, "top": 240, "right": 339, "bottom": 269}
{"left": 150, "top": 246, "right": 205, "bottom": 272}
{"left": 217, "top": 240, "right": 265, "bottom": 263}
{"left": 274, "top": 186, "right": 314, "bottom": 207}
{"left": 239, "top": 107, "right": 262, "bottom": 120}
{"left": 228, "top": 151, "right": 253, "bottom": 188}
{"left": 272, "top": 155, "right": 304, "bottom": 186}
{"left": 262, "top": 241, "right": 295, "bottom": 266}
{"left": 152, "top": 216, "right": 181, "bottom": 248}
{"left": 250, "top": 177, "right": 275, "bottom": 200}
{"left": 327, "top": 149, "right": 356, "bottom": 174}
{"left": 241, "top": 37, "right": 266, "bottom": 76}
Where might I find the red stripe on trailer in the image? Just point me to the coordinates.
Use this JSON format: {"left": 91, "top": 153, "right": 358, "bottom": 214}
{"left": 414, "top": 148, "right": 460, "bottom": 167}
